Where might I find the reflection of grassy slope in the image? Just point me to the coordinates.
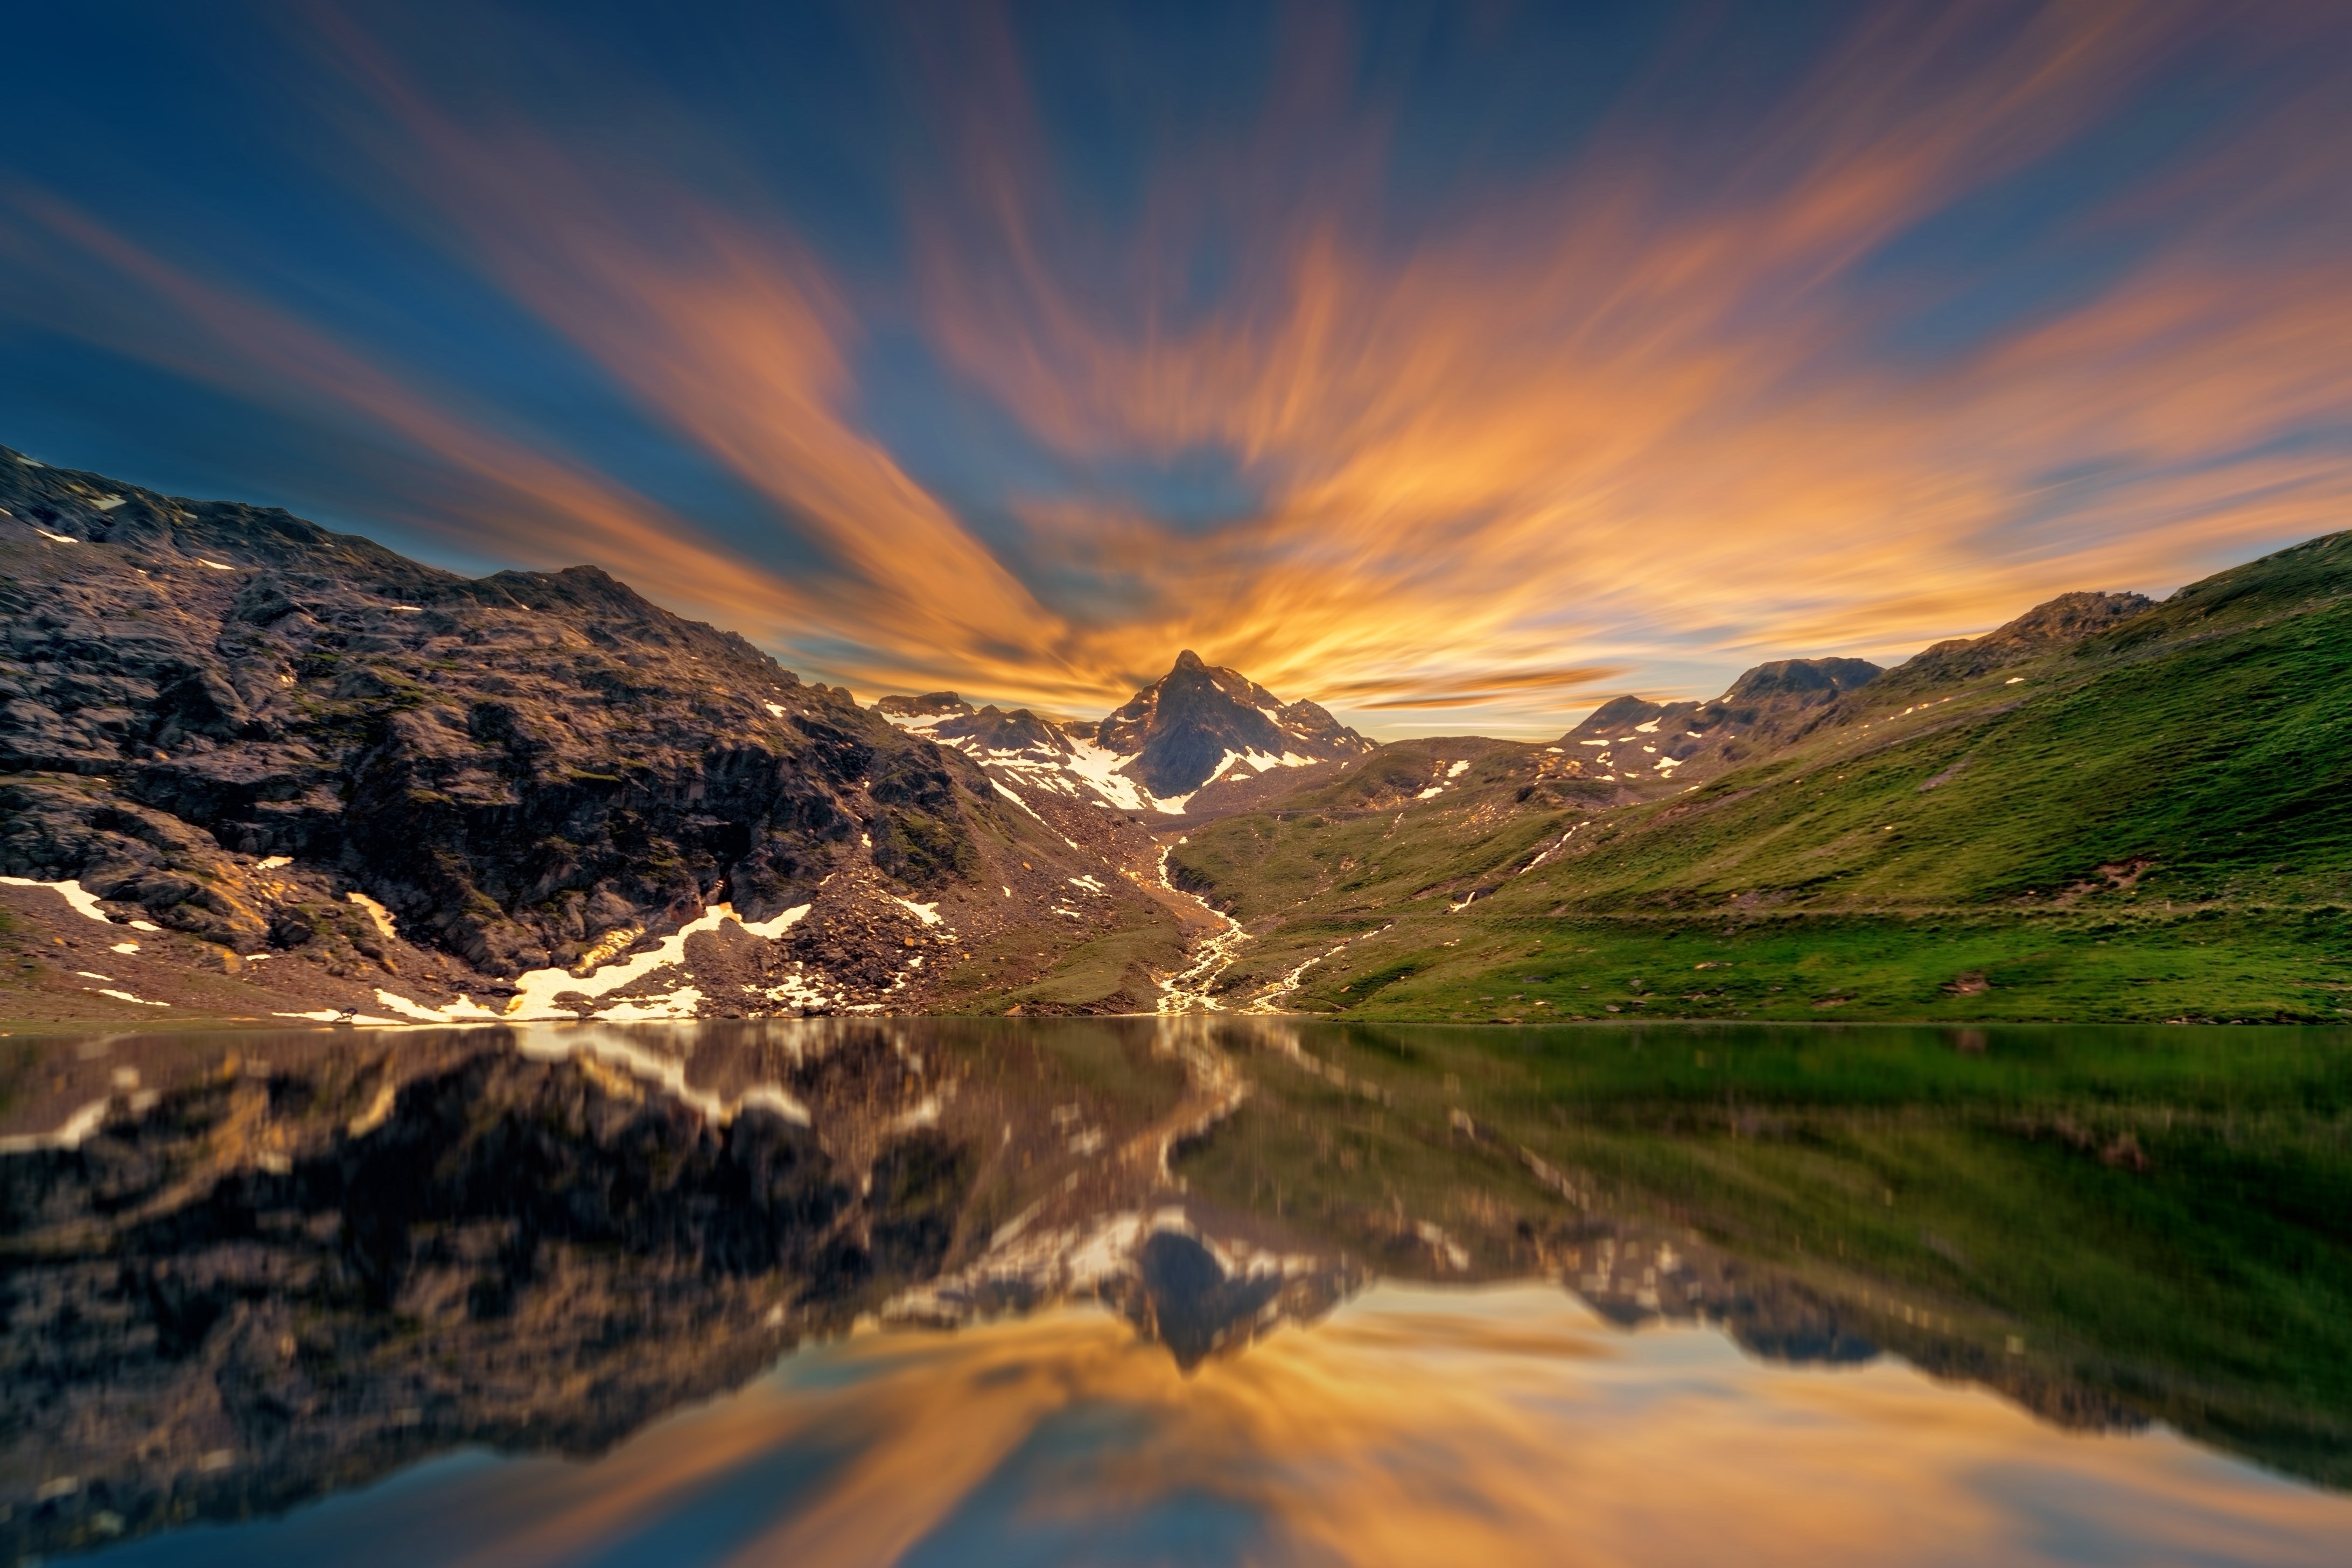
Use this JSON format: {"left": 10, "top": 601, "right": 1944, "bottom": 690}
{"left": 1171, "top": 532, "right": 2352, "bottom": 1020}
{"left": 930, "top": 918, "right": 1188, "bottom": 1013}
{"left": 1175, "top": 1021, "right": 2352, "bottom": 1487}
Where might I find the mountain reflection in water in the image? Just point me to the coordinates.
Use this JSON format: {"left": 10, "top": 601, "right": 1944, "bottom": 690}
{"left": 3, "top": 1017, "right": 2349, "bottom": 1565}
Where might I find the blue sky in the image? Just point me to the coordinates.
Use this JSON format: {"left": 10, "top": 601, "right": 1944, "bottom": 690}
{"left": 5, "top": 1, "right": 2349, "bottom": 733}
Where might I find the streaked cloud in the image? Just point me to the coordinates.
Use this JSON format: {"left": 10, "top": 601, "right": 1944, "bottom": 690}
{"left": 1324, "top": 666, "right": 1636, "bottom": 711}
{"left": 2, "top": 2, "right": 2347, "bottom": 733}
{"left": 0, "top": 187, "right": 817, "bottom": 642}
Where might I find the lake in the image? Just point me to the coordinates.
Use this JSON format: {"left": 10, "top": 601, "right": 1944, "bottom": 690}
{"left": 4, "top": 1016, "right": 2349, "bottom": 1565}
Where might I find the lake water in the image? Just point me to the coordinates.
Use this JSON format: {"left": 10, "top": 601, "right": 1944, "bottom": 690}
{"left": 4, "top": 1016, "right": 2348, "bottom": 1565}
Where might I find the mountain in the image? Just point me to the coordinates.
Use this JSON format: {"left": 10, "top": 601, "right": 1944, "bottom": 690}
{"left": 0, "top": 446, "right": 1191, "bottom": 1023}
{"left": 1166, "top": 532, "right": 2352, "bottom": 1023}
{"left": 1182, "top": 653, "right": 1889, "bottom": 826}
{"left": 1094, "top": 649, "right": 1373, "bottom": 798}
{"left": 873, "top": 691, "right": 1155, "bottom": 812}
{"left": 1883, "top": 591, "right": 2155, "bottom": 689}
{"left": 7, "top": 439, "right": 2351, "bottom": 1026}
{"left": 1548, "top": 655, "right": 1884, "bottom": 796}
{"left": 876, "top": 650, "right": 1372, "bottom": 817}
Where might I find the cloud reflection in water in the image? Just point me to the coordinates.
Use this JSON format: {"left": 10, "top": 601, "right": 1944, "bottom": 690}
{"left": 104, "top": 1284, "right": 2352, "bottom": 1568}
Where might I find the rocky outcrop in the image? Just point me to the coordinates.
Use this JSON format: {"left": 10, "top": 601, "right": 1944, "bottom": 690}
{"left": 2, "top": 447, "right": 1174, "bottom": 1016}
{"left": 1894, "top": 591, "right": 2155, "bottom": 685}
{"left": 1721, "top": 655, "right": 1881, "bottom": 706}
{"left": 873, "top": 692, "right": 1075, "bottom": 759}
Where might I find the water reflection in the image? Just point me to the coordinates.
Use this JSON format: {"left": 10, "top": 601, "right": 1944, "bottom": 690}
{"left": 76, "top": 1292, "right": 2352, "bottom": 1568}
{"left": 2, "top": 1017, "right": 2348, "bottom": 1563}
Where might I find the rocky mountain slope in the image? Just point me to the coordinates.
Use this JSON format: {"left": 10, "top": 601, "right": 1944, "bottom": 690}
{"left": 0, "top": 447, "right": 1189, "bottom": 1023}
{"left": 1550, "top": 655, "right": 1884, "bottom": 794}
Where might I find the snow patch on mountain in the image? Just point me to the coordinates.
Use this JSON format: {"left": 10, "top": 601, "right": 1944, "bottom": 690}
{"left": 875, "top": 655, "right": 1368, "bottom": 816}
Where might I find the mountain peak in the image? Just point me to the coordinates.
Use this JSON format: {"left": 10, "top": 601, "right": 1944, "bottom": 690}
{"left": 1098, "top": 653, "right": 1373, "bottom": 800}
{"left": 1722, "top": 656, "right": 1881, "bottom": 706}
{"left": 873, "top": 691, "right": 971, "bottom": 722}
{"left": 1895, "top": 591, "right": 2154, "bottom": 685}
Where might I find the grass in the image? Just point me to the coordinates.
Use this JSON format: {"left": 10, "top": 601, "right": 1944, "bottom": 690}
{"left": 1510, "top": 599, "right": 2352, "bottom": 912}
{"left": 931, "top": 918, "right": 1189, "bottom": 1013}
{"left": 1273, "top": 907, "right": 2352, "bottom": 1024}
{"left": 1170, "top": 530, "right": 2352, "bottom": 1021}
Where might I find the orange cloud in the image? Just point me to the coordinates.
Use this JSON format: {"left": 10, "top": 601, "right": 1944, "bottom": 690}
{"left": 891, "top": 1, "right": 2352, "bottom": 723}
{"left": 1322, "top": 666, "right": 1636, "bottom": 711}
{"left": 0, "top": 187, "right": 815, "bottom": 643}
{"left": 17, "top": 2, "right": 2349, "bottom": 739}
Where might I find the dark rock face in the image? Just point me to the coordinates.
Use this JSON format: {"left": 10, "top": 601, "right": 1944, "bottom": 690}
{"left": 1095, "top": 650, "right": 1372, "bottom": 799}
{"left": 1896, "top": 591, "right": 2156, "bottom": 683}
{"left": 0, "top": 447, "right": 1053, "bottom": 980}
{"left": 1720, "top": 656, "right": 1881, "bottom": 706}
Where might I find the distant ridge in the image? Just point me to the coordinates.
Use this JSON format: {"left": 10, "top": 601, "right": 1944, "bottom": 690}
{"left": 1544, "top": 655, "right": 1884, "bottom": 793}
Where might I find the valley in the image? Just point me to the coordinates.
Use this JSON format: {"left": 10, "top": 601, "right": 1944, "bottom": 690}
{"left": 1164, "top": 533, "right": 2352, "bottom": 1024}
{"left": 4, "top": 443, "right": 2348, "bottom": 1026}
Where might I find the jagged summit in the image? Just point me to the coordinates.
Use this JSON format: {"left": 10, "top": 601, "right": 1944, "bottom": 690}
{"left": 1098, "top": 650, "right": 1373, "bottom": 799}
{"left": 1723, "top": 656, "right": 1881, "bottom": 705}
{"left": 873, "top": 691, "right": 970, "bottom": 719}
{"left": 876, "top": 650, "right": 1371, "bottom": 815}
{"left": 872, "top": 693, "right": 1094, "bottom": 789}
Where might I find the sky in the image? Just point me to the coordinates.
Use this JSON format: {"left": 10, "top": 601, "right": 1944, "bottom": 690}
{"left": 4, "top": 1, "right": 2350, "bottom": 737}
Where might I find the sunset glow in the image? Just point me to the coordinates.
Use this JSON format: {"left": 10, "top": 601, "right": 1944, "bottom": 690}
{"left": 5, "top": 2, "right": 2349, "bottom": 731}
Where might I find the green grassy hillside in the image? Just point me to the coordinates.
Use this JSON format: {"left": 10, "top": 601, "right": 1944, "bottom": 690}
{"left": 1170, "top": 531, "right": 2352, "bottom": 1021}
